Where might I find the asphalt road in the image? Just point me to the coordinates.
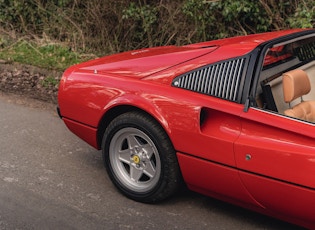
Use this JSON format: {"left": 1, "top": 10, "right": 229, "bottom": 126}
{"left": 0, "top": 93, "right": 303, "bottom": 230}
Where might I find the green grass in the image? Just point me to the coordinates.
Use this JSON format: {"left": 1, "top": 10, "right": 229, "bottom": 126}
{"left": 0, "top": 37, "right": 94, "bottom": 71}
{"left": 41, "top": 76, "right": 59, "bottom": 87}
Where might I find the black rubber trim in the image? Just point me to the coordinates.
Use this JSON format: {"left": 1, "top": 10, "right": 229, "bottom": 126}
{"left": 56, "top": 106, "right": 62, "bottom": 119}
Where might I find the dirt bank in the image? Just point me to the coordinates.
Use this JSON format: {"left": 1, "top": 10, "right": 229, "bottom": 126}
{"left": 0, "top": 61, "right": 62, "bottom": 104}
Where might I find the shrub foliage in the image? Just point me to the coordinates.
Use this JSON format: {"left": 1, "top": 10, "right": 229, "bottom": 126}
{"left": 0, "top": 0, "right": 314, "bottom": 55}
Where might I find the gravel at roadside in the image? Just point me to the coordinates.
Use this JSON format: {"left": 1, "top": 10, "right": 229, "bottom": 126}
{"left": 0, "top": 61, "right": 62, "bottom": 104}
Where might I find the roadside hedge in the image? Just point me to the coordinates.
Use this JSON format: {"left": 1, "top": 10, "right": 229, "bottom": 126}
{"left": 0, "top": 0, "right": 314, "bottom": 55}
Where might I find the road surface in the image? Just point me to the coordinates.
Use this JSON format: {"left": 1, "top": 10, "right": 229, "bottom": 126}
{"left": 0, "top": 93, "right": 302, "bottom": 229}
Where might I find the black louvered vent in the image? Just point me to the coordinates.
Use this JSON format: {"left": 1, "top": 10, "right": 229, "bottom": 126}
{"left": 294, "top": 41, "right": 315, "bottom": 61}
{"left": 172, "top": 57, "right": 246, "bottom": 101}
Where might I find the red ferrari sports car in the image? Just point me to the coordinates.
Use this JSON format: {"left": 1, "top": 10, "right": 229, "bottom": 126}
{"left": 58, "top": 29, "right": 315, "bottom": 228}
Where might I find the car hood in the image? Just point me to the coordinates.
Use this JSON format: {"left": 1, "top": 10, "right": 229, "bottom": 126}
{"left": 78, "top": 46, "right": 218, "bottom": 78}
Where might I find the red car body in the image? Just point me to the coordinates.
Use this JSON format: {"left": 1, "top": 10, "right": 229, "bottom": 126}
{"left": 58, "top": 29, "right": 315, "bottom": 228}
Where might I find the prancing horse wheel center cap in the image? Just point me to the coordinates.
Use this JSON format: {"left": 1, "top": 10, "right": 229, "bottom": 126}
{"left": 132, "top": 155, "right": 141, "bottom": 164}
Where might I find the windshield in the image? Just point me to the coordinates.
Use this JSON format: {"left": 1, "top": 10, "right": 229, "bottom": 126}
{"left": 255, "top": 33, "right": 315, "bottom": 121}
{"left": 263, "top": 35, "right": 315, "bottom": 69}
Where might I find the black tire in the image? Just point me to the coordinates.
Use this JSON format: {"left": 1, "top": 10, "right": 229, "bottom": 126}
{"left": 102, "top": 111, "right": 181, "bottom": 203}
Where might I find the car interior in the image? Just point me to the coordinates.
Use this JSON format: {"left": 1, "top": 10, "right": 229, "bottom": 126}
{"left": 255, "top": 35, "right": 315, "bottom": 122}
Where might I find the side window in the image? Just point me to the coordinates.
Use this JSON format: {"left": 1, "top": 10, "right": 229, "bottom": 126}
{"left": 255, "top": 36, "right": 315, "bottom": 122}
{"left": 172, "top": 57, "right": 248, "bottom": 102}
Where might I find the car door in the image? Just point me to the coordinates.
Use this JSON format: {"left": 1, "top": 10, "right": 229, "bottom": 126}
{"left": 234, "top": 107, "right": 315, "bottom": 224}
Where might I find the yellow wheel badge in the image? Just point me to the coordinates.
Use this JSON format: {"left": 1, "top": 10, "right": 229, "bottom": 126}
{"left": 132, "top": 155, "right": 140, "bottom": 164}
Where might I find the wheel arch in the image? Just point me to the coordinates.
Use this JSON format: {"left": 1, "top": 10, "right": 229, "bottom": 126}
{"left": 96, "top": 104, "right": 171, "bottom": 150}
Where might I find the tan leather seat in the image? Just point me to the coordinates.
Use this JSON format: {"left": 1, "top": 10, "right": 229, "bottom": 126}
{"left": 283, "top": 69, "right": 315, "bottom": 122}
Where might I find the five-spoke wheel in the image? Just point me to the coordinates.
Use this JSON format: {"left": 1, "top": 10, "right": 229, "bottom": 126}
{"left": 102, "top": 111, "right": 181, "bottom": 203}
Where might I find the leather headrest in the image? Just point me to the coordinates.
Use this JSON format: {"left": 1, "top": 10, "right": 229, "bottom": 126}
{"left": 283, "top": 69, "right": 310, "bottom": 103}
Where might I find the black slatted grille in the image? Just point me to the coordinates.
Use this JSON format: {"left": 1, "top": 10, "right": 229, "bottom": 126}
{"left": 172, "top": 58, "right": 246, "bottom": 101}
{"left": 294, "top": 42, "right": 315, "bottom": 61}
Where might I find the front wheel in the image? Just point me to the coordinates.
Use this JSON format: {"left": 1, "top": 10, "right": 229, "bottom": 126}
{"left": 102, "top": 111, "right": 181, "bottom": 203}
